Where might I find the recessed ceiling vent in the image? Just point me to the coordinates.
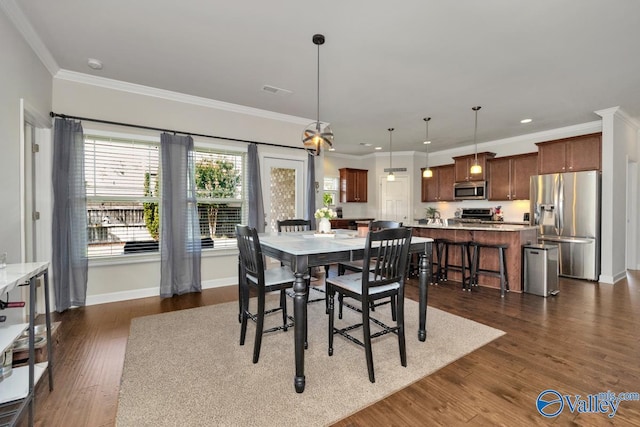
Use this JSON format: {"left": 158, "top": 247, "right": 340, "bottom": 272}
{"left": 262, "top": 85, "right": 293, "bottom": 96}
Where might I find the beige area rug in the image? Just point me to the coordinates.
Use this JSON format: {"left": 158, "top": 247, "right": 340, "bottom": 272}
{"left": 117, "top": 295, "right": 504, "bottom": 426}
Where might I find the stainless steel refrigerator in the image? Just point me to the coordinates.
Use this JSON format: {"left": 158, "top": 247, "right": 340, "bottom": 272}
{"left": 530, "top": 171, "right": 600, "bottom": 281}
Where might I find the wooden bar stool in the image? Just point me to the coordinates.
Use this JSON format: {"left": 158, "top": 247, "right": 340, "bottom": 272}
{"left": 439, "top": 239, "right": 473, "bottom": 290}
{"left": 469, "top": 242, "right": 510, "bottom": 297}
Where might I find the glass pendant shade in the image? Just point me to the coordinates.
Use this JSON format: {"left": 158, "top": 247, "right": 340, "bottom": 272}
{"left": 302, "top": 34, "right": 333, "bottom": 156}
{"left": 470, "top": 162, "right": 482, "bottom": 174}
{"left": 422, "top": 168, "right": 433, "bottom": 178}
{"left": 302, "top": 122, "right": 333, "bottom": 156}
{"left": 470, "top": 106, "right": 482, "bottom": 175}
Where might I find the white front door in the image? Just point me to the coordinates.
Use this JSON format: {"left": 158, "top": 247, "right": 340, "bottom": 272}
{"left": 262, "top": 157, "right": 305, "bottom": 234}
{"left": 379, "top": 175, "right": 411, "bottom": 223}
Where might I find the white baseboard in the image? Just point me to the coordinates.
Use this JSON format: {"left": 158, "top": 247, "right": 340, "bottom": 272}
{"left": 84, "top": 276, "right": 236, "bottom": 306}
{"left": 598, "top": 270, "right": 627, "bottom": 284}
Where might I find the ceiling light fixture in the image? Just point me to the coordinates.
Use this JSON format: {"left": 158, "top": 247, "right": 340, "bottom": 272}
{"left": 422, "top": 117, "right": 433, "bottom": 178}
{"left": 386, "top": 128, "right": 395, "bottom": 181}
{"left": 470, "top": 106, "right": 483, "bottom": 175}
{"left": 87, "top": 58, "right": 103, "bottom": 70}
{"left": 520, "top": 118, "right": 532, "bottom": 124}
{"left": 302, "top": 34, "right": 333, "bottom": 156}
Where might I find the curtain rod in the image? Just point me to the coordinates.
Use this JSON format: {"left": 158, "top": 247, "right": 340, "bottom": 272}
{"left": 49, "top": 111, "right": 306, "bottom": 151}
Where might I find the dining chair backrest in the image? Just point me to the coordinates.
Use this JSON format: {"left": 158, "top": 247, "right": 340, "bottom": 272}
{"left": 277, "top": 219, "right": 312, "bottom": 233}
{"left": 236, "top": 225, "right": 265, "bottom": 282}
{"left": 368, "top": 220, "right": 402, "bottom": 231}
{"left": 362, "top": 227, "right": 413, "bottom": 292}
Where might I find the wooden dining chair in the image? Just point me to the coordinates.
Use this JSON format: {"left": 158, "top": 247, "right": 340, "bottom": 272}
{"left": 326, "top": 227, "right": 413, "bottom": 383}
{"left": 276, "top": 219, "right": 329, "bottom": 308}
{"left": 336, "top": 220, "right": 402, "bottom": 318}
{"left": 236, "top": 225, "right": 295, "bottom": 364}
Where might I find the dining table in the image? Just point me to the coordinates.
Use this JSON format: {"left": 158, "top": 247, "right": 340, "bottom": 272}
{"left": 256, "top": 229, "right": 433, "bottom": 393}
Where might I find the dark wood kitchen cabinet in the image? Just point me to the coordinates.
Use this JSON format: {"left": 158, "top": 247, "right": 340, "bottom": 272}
{"left": 339, "top": 168, "right": 368, "bottom": 203}
{"left": 488, "top": 152, "right": 538, "bottom": 201}
{"left": 421, "top": 164, "right": 455, "bottom": 202}
{"left": 536, "top": 133, "right": 601, "bottom": 174}
{"left": 453, "top": 152, "right": 495, "bottom": 182}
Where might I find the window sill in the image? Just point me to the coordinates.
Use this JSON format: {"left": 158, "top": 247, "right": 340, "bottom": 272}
{"left": 88, "top": 245, "right": 238, "bottom": 268}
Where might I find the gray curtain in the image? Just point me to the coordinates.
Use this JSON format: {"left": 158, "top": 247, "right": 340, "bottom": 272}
{"left": 306, "top": 153, "right": 317, "bottom": 229}
{"left": 247, "top": 144, "right": 265, "bottom": 232}
{"left": 160, "top": 133, "right": 201, "bottom": 297}
{"left": 52, "top": 118, "right": 88, "bottom": 312}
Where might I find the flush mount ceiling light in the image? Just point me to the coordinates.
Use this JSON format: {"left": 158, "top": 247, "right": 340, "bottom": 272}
{"left": 87, "top": 58, "right": 103, "bottom": 70}
{"left": 470, "top": 106, "right": 483, "bottom": 175}
{"left": 302, "top": 34, "right": 334, "bottom": 156}
{"left": 422, "top": 117, "right": 433, "bottom": 178}
{"left": 520, "top": 118, "right": 532, "bottom": 124}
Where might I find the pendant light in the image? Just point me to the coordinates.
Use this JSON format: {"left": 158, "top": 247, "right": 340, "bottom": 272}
{"left": 422, "top": 117, "right": 433, "bottom": 178}
{"left": 302, "top": 34, "right": 334, "bottom": 156}
{"left": 386, "top": 128, "right": 395, "bottom": 181}
{"left": 470, "top": 106, "right": 482, "bottom": 175}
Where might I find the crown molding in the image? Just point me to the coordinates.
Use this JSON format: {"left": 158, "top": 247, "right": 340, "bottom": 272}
{"left": 1, "top": 0, "right": 59, "bottom": 76}
{"left": 431, "top": 120, "right": 602, "bottom": 158}
{"left": 596, "top": 106, "right": 640, "bottom": 130}
{"left": 54, "top": 69, "right": 313, "bottom": 126}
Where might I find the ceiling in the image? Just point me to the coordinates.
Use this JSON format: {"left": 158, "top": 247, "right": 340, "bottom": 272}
{"left": 8, "top": 0, "right": 640, "bottom": 155}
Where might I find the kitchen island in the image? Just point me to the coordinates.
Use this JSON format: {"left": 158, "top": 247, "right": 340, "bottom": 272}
{"left": 411, "top": 223, "right": 538, "bottom": 293}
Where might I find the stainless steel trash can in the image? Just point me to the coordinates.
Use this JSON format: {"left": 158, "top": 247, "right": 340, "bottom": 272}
{"left": 523, "top": 244, "right": 559, "bottom": 297}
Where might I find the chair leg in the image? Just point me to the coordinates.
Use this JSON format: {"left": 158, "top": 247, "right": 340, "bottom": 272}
{"left": 239, "top": 280, "right": 250, "bottom": 345}
{"left": 328, "top": 286, "right": 335, "bottom": 356}
{"left": 362, "top": 300, "right": 375, "bottom": 383}
{"left": 280, "top": 289, "right": 288, "bottom": 332}
{"left": 397, "top": 292, "right": 407, "bottom": 367}
{"left": 390, "top": 294, "right": 397, "bottom": 322}
{"left": 253, "top": 290, "right": 266, "bottom": 364}
{"left": 324, "top": 264, "right": 330, "bottom": 314}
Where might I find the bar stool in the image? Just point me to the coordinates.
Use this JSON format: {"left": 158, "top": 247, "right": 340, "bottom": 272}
{"left": 469, "top": 242, "right": 510, "bottom": 297}
{"left": 432, "top": 238, "right": 447, "bottom": 283}
{"left": 439, "top": 239, "right": 473, "bottom": 290}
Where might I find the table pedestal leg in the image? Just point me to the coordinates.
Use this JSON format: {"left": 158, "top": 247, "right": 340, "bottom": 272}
{"left": 293, "top": 270, "right": 307, "bottom": 393}
{"left": 418, "top": 243, "right": 432, "bottom": 342}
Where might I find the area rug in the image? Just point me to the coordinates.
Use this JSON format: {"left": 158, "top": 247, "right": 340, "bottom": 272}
{"left": 116, "top": 295, "right": 504, "bottom": 426}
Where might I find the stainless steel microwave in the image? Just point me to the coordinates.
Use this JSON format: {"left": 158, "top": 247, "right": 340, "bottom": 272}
{"left": 454, "top": 181, "right": 487, "bottom": 200}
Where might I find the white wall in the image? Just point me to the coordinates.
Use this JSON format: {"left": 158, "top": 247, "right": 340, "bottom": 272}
{"left": 596, "top": 107, "right": 639, "bottom": 283}
{"left": 52, "top": 75, "right": 311, "bottom": 304}
{"left": 0, "top": 10, "right": 52, "bottom": 264}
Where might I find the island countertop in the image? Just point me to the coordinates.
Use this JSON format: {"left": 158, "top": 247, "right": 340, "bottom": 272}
{"left": 409, "top": 222, "right": 538, "bottom": 232}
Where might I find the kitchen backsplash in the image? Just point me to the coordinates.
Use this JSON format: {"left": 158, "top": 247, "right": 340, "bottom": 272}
{"left": 416, "top": 199, "right": 531, "bottom": 223}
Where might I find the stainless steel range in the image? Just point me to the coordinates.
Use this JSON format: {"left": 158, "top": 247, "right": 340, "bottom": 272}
{"left": 457, "top": 208, "right": 494, "bottom": 223}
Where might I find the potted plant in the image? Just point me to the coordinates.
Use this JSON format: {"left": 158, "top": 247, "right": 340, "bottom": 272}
{"left": 424, "top": 207, "right": 441, "bottom": 225}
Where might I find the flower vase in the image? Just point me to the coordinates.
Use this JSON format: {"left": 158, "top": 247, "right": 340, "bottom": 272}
{"left": 318, "top": 217, "right": 331, "bottom": 234}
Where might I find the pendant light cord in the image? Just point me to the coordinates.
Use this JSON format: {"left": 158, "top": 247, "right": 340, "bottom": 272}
{"left": 388, "top": 128, "right": 394, "bottom": 168}
{"left": 316, "top": 42, "right": 320, "bottom": 128}
{"left": 473, "top": 106, "right": 481, "bottom": 162}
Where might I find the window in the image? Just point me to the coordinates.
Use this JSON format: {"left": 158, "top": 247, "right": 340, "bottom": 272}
{"left": 323, "top": 176, "right": 338, "bottom": 206}
{"left": 194, "top": 147, "right": 246, "bottom": 248}
{"left": 85, "top": 133, "right": 247, "bottom": 258}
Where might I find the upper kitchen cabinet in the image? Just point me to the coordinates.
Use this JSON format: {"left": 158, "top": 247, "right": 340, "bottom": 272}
{"left": 421, "top": 164, "right": 455, "bottom": 202}
{"left": 488, "top": 152, "right": 538, "bottom": 201}
{"left": 453, "top": 152, "right": 496, "bottom": 182}
{"left": 536, "top": 133, "right": 602, "bottom": 174}
{"left": 339, "top": 168, "right": 368, "bottom": 203}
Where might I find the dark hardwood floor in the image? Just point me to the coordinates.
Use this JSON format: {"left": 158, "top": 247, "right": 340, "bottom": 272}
{"left": 25, "top": 270, "right": 640, "bottom": 426}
